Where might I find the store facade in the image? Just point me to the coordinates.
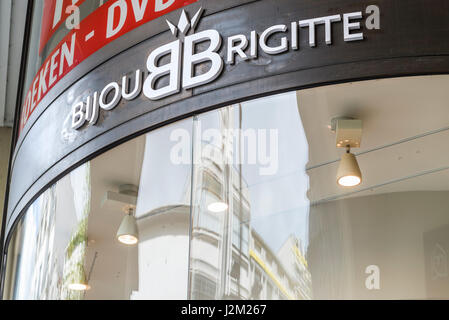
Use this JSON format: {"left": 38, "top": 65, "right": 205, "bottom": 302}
{"left": 2, "top": 0, "right": 449, "bottom": 299}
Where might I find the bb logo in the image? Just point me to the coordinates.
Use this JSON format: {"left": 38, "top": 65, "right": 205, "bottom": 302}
{"left": 143, "top": 8, "right": 223, "bottom": 100}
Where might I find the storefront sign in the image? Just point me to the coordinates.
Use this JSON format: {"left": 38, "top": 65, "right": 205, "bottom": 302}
{"left": 72, "top": 5, "right": 380, "bottom": 130}
{"left": 20, "top": 0, "right": 198, "bottom": 133}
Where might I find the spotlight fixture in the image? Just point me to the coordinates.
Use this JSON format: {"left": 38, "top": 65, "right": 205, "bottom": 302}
{"left": 68, "top": 267, "right": 90, "bottom": 291}
{"left": 207, "top": 201, "right": 229, "bottom": 213}
{"left": 68, "top": 282, "right": 90, "bottom": 291}
{"left": 337, "top": 146, "right": 362, "bottom": 187}
{"left": 117, "top": 207, "right": 139, "bottom": 245}
{"left": 331, "top": 117, "right": 363, "bottom": 187}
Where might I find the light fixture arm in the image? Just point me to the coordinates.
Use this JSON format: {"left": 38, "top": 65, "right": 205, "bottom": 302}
{"left": 331, "top": 117, "right": 363, "bottom": 149}
{"left": 87, "top": 251, "right": 98, "bottom": 283}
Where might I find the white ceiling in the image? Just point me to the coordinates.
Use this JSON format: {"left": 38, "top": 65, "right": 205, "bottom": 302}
{"left": 297, "top": 75, "right": 449, "bottom": 204}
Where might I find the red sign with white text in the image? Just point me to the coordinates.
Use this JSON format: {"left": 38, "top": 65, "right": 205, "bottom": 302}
{"left": 20, "top": 0, "right": 198, "bottom": 133}
{"left": 39, "top": 0, "right": 88, "bottom": 54}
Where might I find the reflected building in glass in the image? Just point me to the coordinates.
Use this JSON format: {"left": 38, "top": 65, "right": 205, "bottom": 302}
{"left": 190, "top": 106, "right": 312, "bottom": 300}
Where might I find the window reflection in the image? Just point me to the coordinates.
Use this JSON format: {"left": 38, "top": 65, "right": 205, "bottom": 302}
{"left": 4, "top": 75, "right": 449, "bottom": 300}
{"left": 83, "top": 119, "right": 192, "bottom": 300}
{"left": 189, "top": 94, "right": 312, "bottom": 300}
{"left": 3, "top": 163, "right": 91, "bottom": 299}
{"left": 3, "top": 118, "right": 193, "bottom": 300}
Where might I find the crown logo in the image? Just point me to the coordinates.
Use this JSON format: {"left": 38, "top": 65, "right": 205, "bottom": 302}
{"left": 166, "top": 7, "right": 204, "bottom": 37}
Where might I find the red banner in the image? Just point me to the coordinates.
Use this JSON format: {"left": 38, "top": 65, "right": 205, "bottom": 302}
{"left": 39, "top": 0, "right": 88, "bottom": 54}
{"left": 21, "top": 0, "right": 198, "bottom": 133}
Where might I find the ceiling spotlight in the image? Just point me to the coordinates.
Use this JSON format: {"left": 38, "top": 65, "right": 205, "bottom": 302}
{"left": 331, "top": 117, "right": 363, "bottom": 187}
{"left": 68, "top": 282, "right": 90, "bottom": 291}
{"left": 337, "top": 147, "right": 362, "bottom": 187}
{"left": 68, "top": 267, "right": 90, "bottom": 291}
{"left": 117, "top": 207, "right": 139, "bottom": 245}
{"left": 207, "top": 201, "right": 228, "bottom": 213}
